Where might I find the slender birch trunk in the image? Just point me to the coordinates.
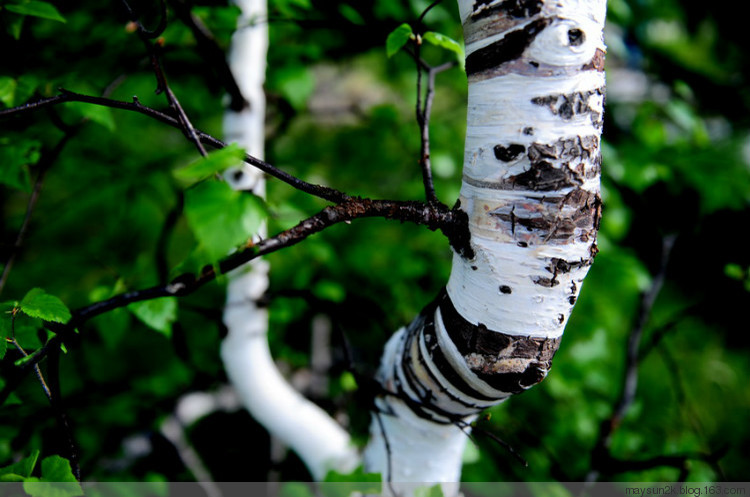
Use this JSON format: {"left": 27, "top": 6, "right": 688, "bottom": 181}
{"left": 364, "top": 0, "right": 607, "bottom": 491}
{"left": 219, "top": 0, "right": 358, "bottom": 480}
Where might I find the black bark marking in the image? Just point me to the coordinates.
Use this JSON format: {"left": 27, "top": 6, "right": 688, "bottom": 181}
{"left": 494, "top": 143, "right": 526, "bottom": 161}
{"left": 569, "top": 296, "right": 577, "bottom": 305}
{"left": 567, "top": 28, "right": 584, "bottom": 46}
{"left": 523, "top": 127, "right": 534, "bottom": 135}
{"left": 466, "top": 18, "right": 551, "bottom": 76}
{"left": 533, "top": 276, "right": 559, "bottom": 288}
{"left": 471, "top": 0, "right": 544, "bottom": 20}
{"left": 438, "top": 291, "right": 561, "bottom": 395}
{"left": 499, "top": 285, "right": 513, "bottom": 294}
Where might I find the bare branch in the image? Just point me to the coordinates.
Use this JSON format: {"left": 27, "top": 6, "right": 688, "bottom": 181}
{"left": 0, "top": 91, "right": 351, "bottom": 203}
{"left": 0, "top": 198, "right": 467, "bottom": 406}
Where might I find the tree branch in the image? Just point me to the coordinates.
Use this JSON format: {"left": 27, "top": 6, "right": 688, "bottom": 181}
{"left": 0, "top": 198, "right": 467, "bottom": 406}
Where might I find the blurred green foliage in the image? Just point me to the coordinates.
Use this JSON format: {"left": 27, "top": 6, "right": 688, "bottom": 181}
{"left": 1, "top": 0, "right": 749, "bottom": 487}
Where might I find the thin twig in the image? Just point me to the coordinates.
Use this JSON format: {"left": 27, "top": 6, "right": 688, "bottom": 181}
{"left": 374, "top": 411, "right": 397, "bottom": 496}
{"left": 409, "top": 1, "right": 454, "bottom": 204}
{"left": 418, "top": 0, "right": 443, "bottom": 25}
{"left": 169, "top": 0, "right": 247, "bottom": 111}
{"left": 0, "top": 91, "right": 351, "bottom": 203}
{"left": 121, "top": 0, "right": 168, "bottom": 39}
{"left": 47, "top": 347, "right": 82, "bottom": 481}
{"left": 413, "top": 38, "right": 439, "bottom": 204}
{"left": 123, "top": 0, "right": 208, "bottom": 157}
{"left": 0, "top": 135, "right": 73, "bottom": 295}
{"left": 586, "top": 234, "right": 678, "bottom": 482}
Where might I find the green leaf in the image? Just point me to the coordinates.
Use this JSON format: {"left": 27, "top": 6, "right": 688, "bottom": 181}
{"left": 338, "top": 5, "right": 364, "bottom": 25}
{"left": 312, "top": 280, "right": 345, "bottom": 303}
{"left": 270, "top": 65, "right": 315, "bottom": 111}
{"left": 23, "top": 455, "right": 83, "bottom": 497}
{"left": 414, "top": 484, "right": 445, "bottom": 497}
{"left": 4, "top": 2, "right": 66, "bottom": 23}
{"left": 64, "top": 102, "right": 115, "bottom": 131}
{"left": 386, "top": 23, "right": 413, "bottom": 58}
{"left": 322, "top": 466, "right": 381, "bottom": 497}
{"left": 128, "top": 297, "right": 177, "bottom": 338}
{"left": 184, "top": 180, "right": 265, "bottom": 261}
{"left": 280, "top": 482, "right": 315, "bottom": 497}
{"left": 0, "top": 450, "right": 39, "bottom": 479}
{"left": 0, "top": 77, "right": 17, "bottom": 107}
{"left": 422, "top": 31, "right": 464, "bottom": 62}
{"left": 0, "top": 138, "right": 40, "bottom": 192}
{"left": 20, "top": 288, "right": 71, "bottom": 324}
{"left": 174, "top": 144, "right": 246, "bottom": 182}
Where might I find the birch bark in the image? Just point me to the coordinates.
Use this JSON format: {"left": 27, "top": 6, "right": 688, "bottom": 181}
{"left": 364, "top": 0, "right": 607, "bottom": 491}
{"left": 219, "top": 0, "right": 358, "bottom": 480}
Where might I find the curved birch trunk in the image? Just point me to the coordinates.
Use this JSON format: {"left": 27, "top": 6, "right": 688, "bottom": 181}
{"left": 364, "top": 0, "right": 607, "bottom": 492}
{"left": 219, "top": 0, "right": 358, "bottom": 480}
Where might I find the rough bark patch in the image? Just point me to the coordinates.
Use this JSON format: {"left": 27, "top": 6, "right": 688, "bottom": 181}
{"left": 489, "top": 187, "right": 602, "bottom": 243}
{"left": 582, "top": 48, "right": 607, "bottom": 72}
{"left": 509, "top": 160, "right": 583, "bottom": 191}
{"left": 531, "top": 88, "right": 604, "bottom": 126}
{"left": 438, "top": 291, "right": 561, "bottom": 394}
{"left": 466, "top": 18, "right": 551, "bottom": 77}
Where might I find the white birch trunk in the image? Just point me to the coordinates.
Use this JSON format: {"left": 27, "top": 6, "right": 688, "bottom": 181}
{"left": 364, "top": 0, "right": 607, "bottom": 493}
{"left": 219, "top": 0, "right": 358, "bottom": 480}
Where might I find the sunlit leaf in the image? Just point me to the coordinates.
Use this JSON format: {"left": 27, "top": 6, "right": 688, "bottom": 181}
{"left": 0, "top": 138, "right": 40, "bottom": 192}
{"left": 422, "top": 31, "right": 464, "bottom": 62}
{"left": 4, "top": 2, "right": 66, "bottom": 23}
{"left": 174, "top": 144, "right": 246, "bottom": 182}
{"left": 184, "top": 180, "right": 265, "bottom": 261}
{"left": 23, "top": 456, "right": 83, "bottom": 497}
{"left": 0, "top": 450, "right": 38, "bottom": 480}
{"left": 20, "top": 288, "right": 71, "bottom": 324}
{"left": 386, "top": 23, "right": 412, "bottom": 58}
{"left": 128, "top": 297, "right": 177, "bottom": 338}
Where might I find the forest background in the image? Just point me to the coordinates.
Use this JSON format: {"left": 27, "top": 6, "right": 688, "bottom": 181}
{"left": 1, "top": 0, "right": 749, "bottom": 487}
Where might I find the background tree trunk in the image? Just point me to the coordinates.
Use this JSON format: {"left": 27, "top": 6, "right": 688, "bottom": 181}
{"left": 219, "top": 0, "right": 358, "bottom": 480}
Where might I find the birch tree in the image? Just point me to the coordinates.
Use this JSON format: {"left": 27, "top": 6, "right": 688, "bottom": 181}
{"left": 363, "top": 0, "right": 606, "bottom": 488}
{"left": 216, "top": 0, "right": 606, "bottom": 491}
